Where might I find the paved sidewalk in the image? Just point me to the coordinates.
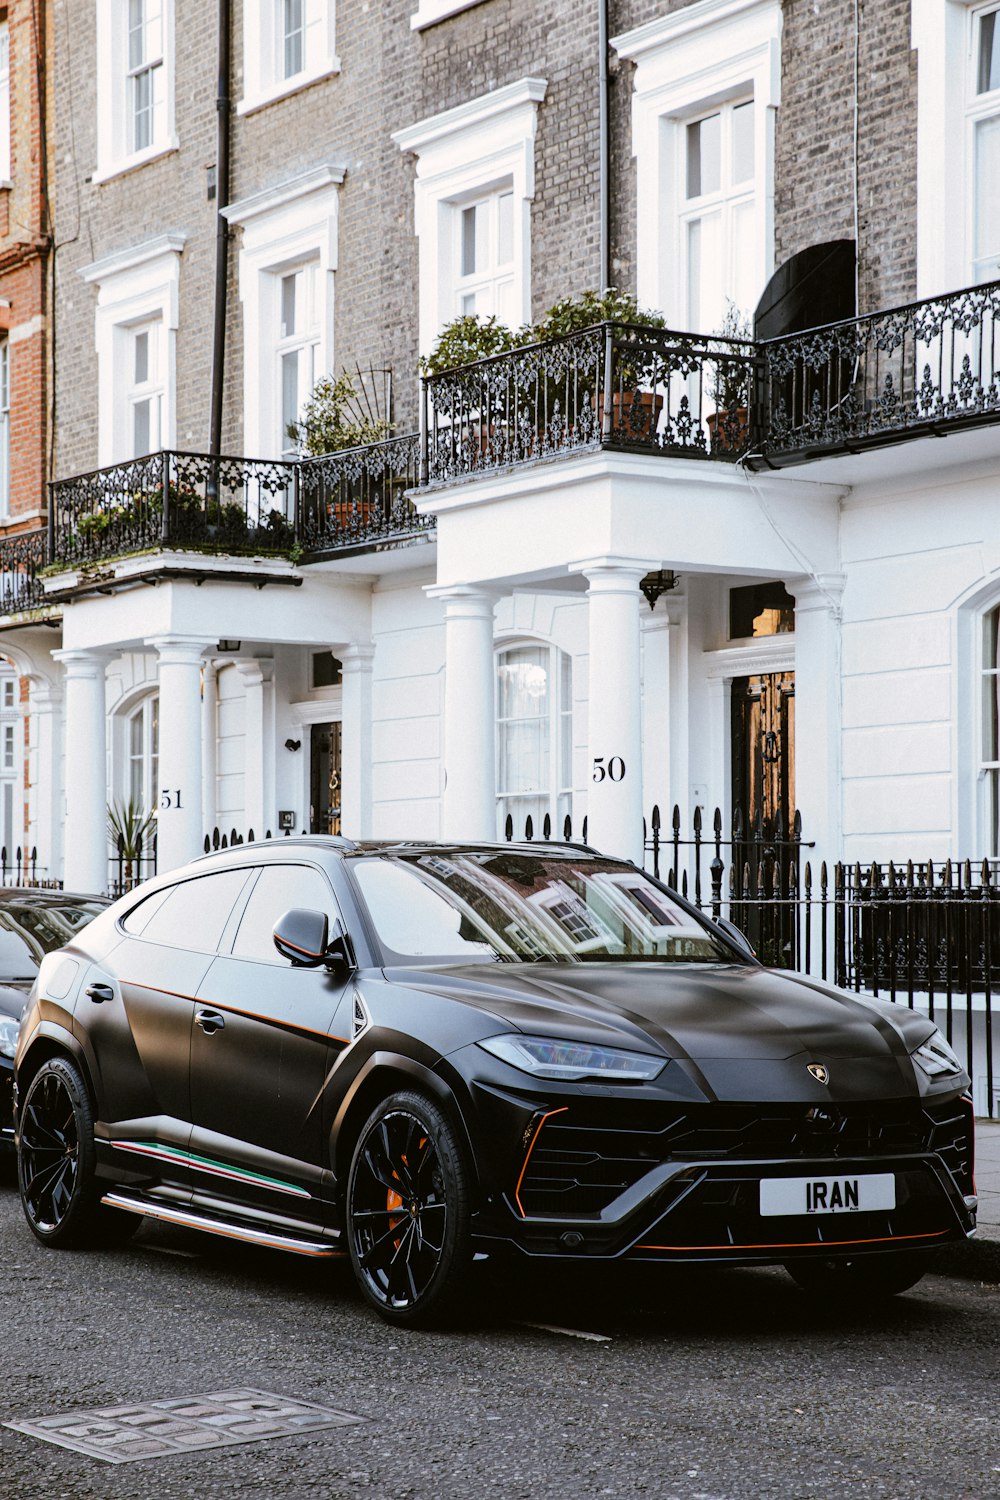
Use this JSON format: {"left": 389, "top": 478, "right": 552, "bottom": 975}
{"left": 975, "top": 1116, "right": 1000, "bottom": 1240}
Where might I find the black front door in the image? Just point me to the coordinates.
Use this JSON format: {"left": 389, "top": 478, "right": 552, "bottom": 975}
{"left": 310, "top": 722, "right": 342, "bottom": 835}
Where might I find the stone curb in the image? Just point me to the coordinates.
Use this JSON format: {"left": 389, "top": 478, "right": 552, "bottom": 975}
{"left": 935, "top": 1232, "right": 1000, "bottom": 1283}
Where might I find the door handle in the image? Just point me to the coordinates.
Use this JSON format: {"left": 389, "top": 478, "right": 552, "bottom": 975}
{"left": 195, "top": 1008, "right": 226, "bottom": 1035}
{"left": 85, "top": 983, "right": 114, "bottom": 1004}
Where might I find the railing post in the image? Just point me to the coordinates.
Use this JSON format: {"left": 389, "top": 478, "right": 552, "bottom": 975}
{"left": 419, "top": 377, "right": 429, "bottom": 486}
{"left": 160, "top": 451, "right": 171, "bottom": 544}
{"left": 601, "top": 323, "right": 614, "bottom": 442}
{"left": 46, "top": 481, "right": 56, "bottom": 564}
{"left": 292, "top": 461, "right": 302, "bottom": 544}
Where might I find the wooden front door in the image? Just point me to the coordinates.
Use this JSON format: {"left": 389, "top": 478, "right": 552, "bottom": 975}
{"left": 309, "top": 722, "right": 342, "bottom": 835}
{"left": 731, "top": 671, "right": 795, "bottom": 839}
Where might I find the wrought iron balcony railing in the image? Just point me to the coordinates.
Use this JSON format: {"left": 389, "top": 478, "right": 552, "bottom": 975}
{"left": 297, "top": 433, "right": 430, "bottom": 556}
{"left": 421, "top": 322, "right": 758, "bottom": 483}
{"left": 0, "top": 529, "right": 48, "bottom": 614}
{"left": 758, "top": 279, "right": 1000, "bottom": 464}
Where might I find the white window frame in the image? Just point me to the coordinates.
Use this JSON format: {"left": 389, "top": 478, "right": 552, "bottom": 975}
{"left": 912, "top": 0, "right": 1000, "bottom": 294}
{"left": 237, "top": 0, "right": 339, "bottom": 117}
{"left": 0, "top": 661, "right": 21, "bottom": 861}
{"left": 125, "top": 694, "right": 160, "bottom": 815}
{"left": 410, "top": 0, "right": 489, "bottom": 32}
{"left": 80, "top": 234, "right": 185, "bottom": 466}
{"left": 392, "top": 77, "right": 547, "bottom": 357}
{"left": 678, "top": 95, "right": 757, "bottom": 331}
{"left": 95, "top": 0, "right": 177, "bottom": 184}
{"left": 969, "top": 2, "right": 1000, "bottom": 284}
{"left": 0, "top": 20, "right": 11, "bottom": 186}
{"left": 612, "top": 0, "right": 781, "bottom": 329}
{"left": 222, "top": 165, "right": 343, "bottom": 460}
{"left": 495, "top": 639, "right": 572, "bottom": 841}
{"left": 453, "top": 186, "right": 516, "bottom": 322}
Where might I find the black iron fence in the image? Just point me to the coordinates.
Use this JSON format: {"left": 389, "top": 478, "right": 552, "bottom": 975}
{"left": 0, "top": 530, "right": 47, "bottom": 614}
{"left": 503, "top": 806, "right": 997, "bottom": 1115}
{"left": 107, "top": 835, "right": 157, "bottom": 899}
{"left": 423, "top": 322, "right": 757, "bottom": 483}
{"left": 297, "top": 434, "right": 430, "bottom": 555}
{"left": 0, "top": 845, "right": 60, "bottom": 889}
{"left": 759, "top": 279, "right": 1000, "bottom": 465}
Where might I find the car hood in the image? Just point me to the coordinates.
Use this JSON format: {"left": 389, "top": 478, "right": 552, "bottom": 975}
{"left": 384, "top": 962, "right": 942, "bottom": 1102}
{"left": 0, "top": 977, "right": 31, "bottom": 1022}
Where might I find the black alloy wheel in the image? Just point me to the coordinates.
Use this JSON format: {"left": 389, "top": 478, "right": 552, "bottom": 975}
{"left": 346, "top": 1091, "right": 472, "bottom": 1327}
{"left": 18, "top": 1057, "right": 137, "bottom": 1248}
{"left": 783, "top": 1249, "right": 932, "bottom": 1300}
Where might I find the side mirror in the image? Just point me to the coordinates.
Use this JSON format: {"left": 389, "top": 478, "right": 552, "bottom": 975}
{"left": 273, "top": 908, "right": 330, "bottom": 967}
{"left": 715, "top": 917, "right": 756, "bottom": 961}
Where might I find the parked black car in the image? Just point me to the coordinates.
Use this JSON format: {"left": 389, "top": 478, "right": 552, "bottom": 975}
{"left": 14, "top": 839, "right": 976, "bottom": 1324}
{"left": 0, "top": 891, "right": 108, "bottom": 1157}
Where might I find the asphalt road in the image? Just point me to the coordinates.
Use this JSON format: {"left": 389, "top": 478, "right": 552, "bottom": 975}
{"left": 0, "top": 1173, "right": 998, "bottom": 1500}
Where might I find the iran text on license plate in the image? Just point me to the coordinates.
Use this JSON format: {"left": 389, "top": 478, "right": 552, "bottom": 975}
{"left": 759, "top": 1173, "right": 896, "bottom": 1217}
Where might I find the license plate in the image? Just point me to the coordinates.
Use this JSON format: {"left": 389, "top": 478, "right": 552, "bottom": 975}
{"left": 759, "top": 1173, "right": 896, "bottom": 1217}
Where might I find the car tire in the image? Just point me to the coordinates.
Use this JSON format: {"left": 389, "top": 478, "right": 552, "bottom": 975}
{"left": 346, "top": 1090, "right": 472, "bottom": 1328}
{"left": 783, "top": 1249, "right": 932, "bottom": 1300}
{"left": 18, "top": 1056, "right": 139, "bottom": 1249}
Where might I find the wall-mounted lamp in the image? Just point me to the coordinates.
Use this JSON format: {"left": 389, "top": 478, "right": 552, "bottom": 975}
{"left": 639, "top": 569, "right": 680, "bottom": 610}
{"left": 284, "top": 738, "right": 301, "bottom": 752}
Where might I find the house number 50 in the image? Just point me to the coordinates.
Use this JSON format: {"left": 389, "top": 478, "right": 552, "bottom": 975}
{"left": 160, "top": 789, "right": 184, "bottom": 809}
{"left": 592, "top": 757, "right": 626, "bottom": 783}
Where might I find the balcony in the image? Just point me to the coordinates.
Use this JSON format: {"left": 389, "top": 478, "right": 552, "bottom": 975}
{"left": 420, "top": 278, "right": 1000, "bottom": 484}
{"left": 0, "top": 529, "right": 50, "bottom": 620}
{"left": 42, "top": 440, "right": 430, "bottom": 590}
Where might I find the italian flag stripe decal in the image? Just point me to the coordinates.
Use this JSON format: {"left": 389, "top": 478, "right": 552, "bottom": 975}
{"left": 110, "top": 1141, "right": 311, "bottom": 1198}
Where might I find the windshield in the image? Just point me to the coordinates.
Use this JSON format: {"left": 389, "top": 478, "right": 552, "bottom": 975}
{"left": 0, "top": 902, "right": 106, "bottom": 980}
{"left": 350, "top": 851, "right": 735, "bottom": 965}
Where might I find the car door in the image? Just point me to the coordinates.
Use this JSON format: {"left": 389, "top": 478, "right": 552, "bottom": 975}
{"left": 81, "top": 868, "right": 253, "bottom": 1195}
{"left": 189, "top": 862, "right": 354, "bottom": 1223}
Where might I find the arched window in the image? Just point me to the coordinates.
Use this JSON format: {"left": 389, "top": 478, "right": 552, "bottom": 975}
{"left": 127, "top": 695, "right": 159, "bottom": 814}
{"left": 496, "top": 643, "right": 572, "bottom": 840}
{"left": 982, "top": 605, "right": 1000, "bottom": 856}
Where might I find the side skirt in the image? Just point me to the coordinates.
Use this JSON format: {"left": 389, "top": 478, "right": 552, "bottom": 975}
{"left": 101, "top": 1192, "right": 346, "bottom": 1258}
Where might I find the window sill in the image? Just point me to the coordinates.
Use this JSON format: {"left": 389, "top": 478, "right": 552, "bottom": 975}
{"left": 410, "top": 0, "right": 487, "bottom": 29}
{"left": 92, "top": 140, "right": 180, "bottom": 186}
{"left": 236, "top": 60, "right": 341, "bottom": 117}
{"left": 0, "top": 180, "right": 12, "bottom": 192}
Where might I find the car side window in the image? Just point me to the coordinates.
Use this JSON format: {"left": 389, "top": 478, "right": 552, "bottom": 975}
{"left": 230, "top": 864, "right": 339, "bottom": 965}
{"left": 134, "top": 870, "right": 253, "bottom": 954}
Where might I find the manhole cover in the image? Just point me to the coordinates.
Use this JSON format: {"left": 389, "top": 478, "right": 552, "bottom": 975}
{"left": 3, "top": 1387, "right": 367, "bottom": 1464}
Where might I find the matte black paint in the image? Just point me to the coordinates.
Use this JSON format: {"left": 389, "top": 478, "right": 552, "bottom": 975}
{"left": 13, "top": 840, "right": 976, "bottom": 1267}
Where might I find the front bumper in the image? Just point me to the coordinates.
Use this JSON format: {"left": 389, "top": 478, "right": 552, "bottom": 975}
{"left": 465, "top": 1084, "right": 976, "bottom": 1265}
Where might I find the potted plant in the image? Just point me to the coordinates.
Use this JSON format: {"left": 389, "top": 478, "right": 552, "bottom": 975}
{"left": 533, "top": 289, "right": 667, "bottom": 442}
{"left": 288, "top": 371, "right": 396, "bottom": 530}
{"left": 107, "top": 797, "right": 156, "bottom": 892}
{"left": 707, "top": 302, "right": 753, "bottom": 454}
{"left": 420, "top": 314, "right": 530, "bottom": 465}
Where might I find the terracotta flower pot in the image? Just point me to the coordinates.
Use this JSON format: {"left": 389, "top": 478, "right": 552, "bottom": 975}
{"left": 594, "top": 389, "right": 665, "bottom": 442}
{"left": 706, "top": 406, "right": 750, "bottom": 453}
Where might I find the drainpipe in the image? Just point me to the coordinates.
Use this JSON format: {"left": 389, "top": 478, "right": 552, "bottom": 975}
{"left": 598, "top": 0, "right": 610, "bottom": 291}
{"left": 209, "top": 0, "right": 232, "bottom": 455}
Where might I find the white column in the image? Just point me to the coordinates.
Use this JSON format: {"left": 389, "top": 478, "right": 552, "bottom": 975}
{"left": 640, "top": 602, "right": 672, "bottom": 832}
{"left": 429, "top": 585, "right": 498, "bottom": 841}
{"left": 149, "top": 636, "right": 209, "bottom": 873}
{"left": 791, "top": 574, "right": 846, "bottom": 869}
{"left": 30, "top": 681, "right": 64, "bottom": 886}
{"left": 201, "top": 659, "right": 218, "bottom": 839}
{"left": 54, "top": 650, "right": 109, "bottom": 894}
{"left": 236, "top": 659, "right": 274, "bottom": 840}
{"left": 571, "top": 557, "right": 650, "bottom": 865}
{"left": 340, "top": 643, "right": 375, "bottom": 839}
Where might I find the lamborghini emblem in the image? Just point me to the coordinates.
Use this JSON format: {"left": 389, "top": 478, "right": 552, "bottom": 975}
{"left": 807, "top": 1063, "right": 829, "bottom": 1084}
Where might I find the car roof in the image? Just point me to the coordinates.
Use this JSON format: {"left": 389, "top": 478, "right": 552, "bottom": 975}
{"left": 191, "top": 835, "right": 598, "bottom": 865}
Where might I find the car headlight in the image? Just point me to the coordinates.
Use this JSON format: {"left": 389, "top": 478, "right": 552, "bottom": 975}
{"left": 911, "top": 1029, "right": 963, "bottom": 1080}
{"left": 478, "top": 1033, "right": 666, "bottom": 1082}
{"left": 0, "top": 1015, "right": 19, "bottom": 1060}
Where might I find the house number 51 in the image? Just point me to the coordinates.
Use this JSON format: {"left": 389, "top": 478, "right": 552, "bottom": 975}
{"left": 160, "top": 789, "right": 184, "bottom": 809}
{"left": 592, "top": 757, "right": 626, "bottom": 782}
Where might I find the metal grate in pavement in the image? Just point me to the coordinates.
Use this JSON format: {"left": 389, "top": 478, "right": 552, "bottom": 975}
{"left": 3, "top": 1387, "right": 367, "bottom": 1464}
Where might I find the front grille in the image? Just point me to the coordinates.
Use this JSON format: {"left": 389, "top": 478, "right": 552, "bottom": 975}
{"left": 517, "top": 1096, "right": 973, "bottom": 1218}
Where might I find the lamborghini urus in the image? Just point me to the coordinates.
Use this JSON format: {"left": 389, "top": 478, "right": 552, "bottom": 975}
{"left": 13, "top": 838, "right": 976, "bottom": 1324}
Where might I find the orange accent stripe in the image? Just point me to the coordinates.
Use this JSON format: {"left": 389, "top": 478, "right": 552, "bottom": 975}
{"left": 514, "top": 1107, "right": 569, "bottom": 1219}
{"left": 124, "top": 981, "right": 351, "bottom": 1046}
{"left": 634, "top": 1229, "right": 951, "bottom": 1252}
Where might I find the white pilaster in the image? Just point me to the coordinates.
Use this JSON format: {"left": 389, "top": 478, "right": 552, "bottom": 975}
{"left": 340, "top": 644, "right": 375, "bottom": 839}
{"left": 149, "top": 636, "right": 209, "bottom": 872}
{"left": 236, "top": 658, "right": 275, "bottom": 840}
{"left": 791, "top": 574, "right": 846, "bottom": 870}
{"left": 571, "top": 557, "right": 650, "bottom": 864}
{"left": 201, "top": 659, "right": 218, "bottom": 837}
{"left": 54, "top": 650, "right": 110, "bottom": 894}
{"left": 640, "top": 600, "right": 672, "bottom": 828}
{"left": 429, "top": 585, "right": 498, "bottom": 840}
{"left": 29, "top": 682, "right": 64, "bottom": 886}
